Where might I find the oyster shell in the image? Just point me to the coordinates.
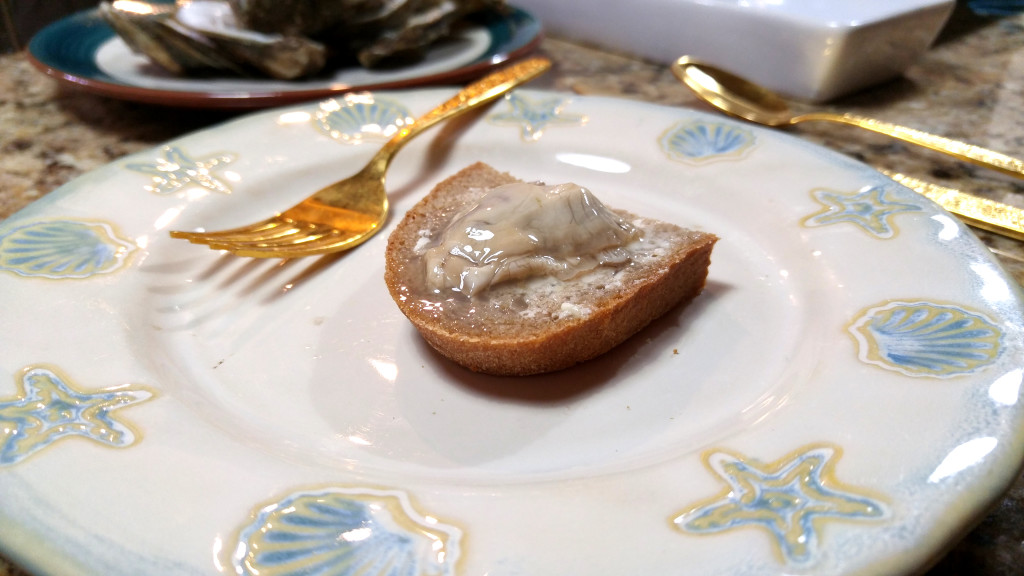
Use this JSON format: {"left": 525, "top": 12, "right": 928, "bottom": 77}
{"left": 102, "top": 0, "right": 507, "bottom": 79}
{"left": 354, "top": 0, "right": 498, "bottom": 67}
{"left": 100, "top": 1, "right": 245, "bottom": 76}
{"left": 226, "top": 0, "right": 362, "bottom": 36}
{"left": 175, "top": 0, "right": 326, "bottom": 79}
{"left": 226, "top": 0, "right": 510, "bottom": 67}
{"left": 101, "top": 0, "right": 326, "bottom": 79}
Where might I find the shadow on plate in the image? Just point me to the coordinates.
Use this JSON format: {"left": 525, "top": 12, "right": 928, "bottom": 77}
{"left": 416, "top": 279, "right": 731, "bottom": 405}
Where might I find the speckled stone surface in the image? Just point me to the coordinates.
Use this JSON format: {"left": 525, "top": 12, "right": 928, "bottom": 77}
{"left": 2, "top": 4, "right": 1024, "bottom": 575}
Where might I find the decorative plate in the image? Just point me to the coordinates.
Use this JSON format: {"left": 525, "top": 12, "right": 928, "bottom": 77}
{"left": 25, "top": 5, "right": 541, "bottom": 109}
{"left": 1, "top": 88, "right": 1022, "bottom": 576}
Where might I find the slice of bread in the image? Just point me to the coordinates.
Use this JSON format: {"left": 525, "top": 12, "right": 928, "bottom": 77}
{"left": 384, "top": 162, "right": 717, "bottom": 376}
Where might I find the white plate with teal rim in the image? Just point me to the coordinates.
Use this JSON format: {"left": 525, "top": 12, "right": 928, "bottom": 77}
{"left": 1, "top": 88, "right": 1023, "bottom": 576}
{"left": 25, "top": 4, "right": 541, "bottom": 109}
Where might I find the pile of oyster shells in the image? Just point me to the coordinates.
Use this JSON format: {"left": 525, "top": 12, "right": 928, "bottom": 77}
{"left": 100, "top": 0, "right": 506, "bottom": 80}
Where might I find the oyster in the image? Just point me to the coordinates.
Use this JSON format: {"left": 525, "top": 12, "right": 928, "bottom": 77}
{"left": 101, "top": 0, "right": 507, "bottom": 79}
{"left": 101, "top": 0, "right": 327, "bottom": 79}
{"left": 175, "top": 1, "right": 327, "bottom": 79}
{"left": 353, "top": 0, "right": 496, "bottom": 67}
{"left": 100, "top": 1, "right": 244, "bottom": 76}
{"left": 230, "top": 0, "right": 507, "bottom": 67}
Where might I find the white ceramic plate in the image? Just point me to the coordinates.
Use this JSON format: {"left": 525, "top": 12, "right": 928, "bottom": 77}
{"left": 514, "top": 0, "right": 955, "bottom": 101}
{"left": 1, "top": 88, "right": 1022, "bottom": 576}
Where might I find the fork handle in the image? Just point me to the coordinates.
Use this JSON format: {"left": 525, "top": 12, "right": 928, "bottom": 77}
{"left": 372, "top": 56, "right": 552, "bottom": 163}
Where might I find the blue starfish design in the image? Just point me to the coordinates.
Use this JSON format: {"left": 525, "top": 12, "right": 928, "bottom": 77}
{"left": 489, "top": 93, "right": 587, "bottom": 141}
{"left": 0, "top": 366, "right": 155, "bottom": 466}
{"left": 674, "top": 444, "right": 887, "bottom": 564}
{"left": 803, "top": 185, "right": 922, "bottom": 238}
{"left": 124, "top": 145, "right": 237, "bottom": 195}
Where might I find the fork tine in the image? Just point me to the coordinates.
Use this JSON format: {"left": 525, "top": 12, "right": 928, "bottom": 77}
{"left": 217, "top": 227, "right": 373, "bottom": 258}
{"left": 169, "top": 218, "right": 283, "bottom": 242}
{"left": 210, "top": 223, "right": 337, "bottom": 248}
{"left": 172, "top": 221, "right": 311, "bottom": 246}
{"left": 204, "top": 223, "right": 311, "bottom": 243}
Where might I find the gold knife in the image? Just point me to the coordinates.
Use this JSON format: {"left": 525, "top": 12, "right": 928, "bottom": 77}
{"left": 882, "top": 170, "right": 1024, "bottom": 242}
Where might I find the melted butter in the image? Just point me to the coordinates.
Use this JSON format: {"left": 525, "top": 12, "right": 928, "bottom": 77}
{"left": 422, "top": 181, "right": 639, "bottom": 296}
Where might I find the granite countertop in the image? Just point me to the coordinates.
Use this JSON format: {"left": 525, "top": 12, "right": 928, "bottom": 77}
{"left": 2, "top": 4, "right": 1024, "bottom": 575}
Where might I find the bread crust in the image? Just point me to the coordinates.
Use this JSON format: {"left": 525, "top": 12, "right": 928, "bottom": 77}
{"left": 384, "top": 162, "right": 717, "bottom": 376}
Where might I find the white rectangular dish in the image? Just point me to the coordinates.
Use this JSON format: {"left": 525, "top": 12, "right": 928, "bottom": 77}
{"left": 516, "top": 0, "right": 955, "bottom": 102}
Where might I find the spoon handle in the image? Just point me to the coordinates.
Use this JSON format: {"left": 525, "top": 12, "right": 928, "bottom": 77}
{"left": 796, "top": 112, "right": 1024, "bottom": 180}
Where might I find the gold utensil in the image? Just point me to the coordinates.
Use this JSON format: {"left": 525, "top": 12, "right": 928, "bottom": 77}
{"left": 671, "top": 55, "right": 1024, "bottom": 241}
{"left": 170, "top": 56, "right": 552, "bottom": 258}
{"left": 671, "top": 55, "right": 1024, "bottom": 179}
{"left": 883, "top": 171, "right": 1024, "bottom": 242}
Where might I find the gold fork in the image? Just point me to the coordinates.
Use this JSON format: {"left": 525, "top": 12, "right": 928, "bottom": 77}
{"left": 170, "top": 56, "right": 552, "bottom": 258}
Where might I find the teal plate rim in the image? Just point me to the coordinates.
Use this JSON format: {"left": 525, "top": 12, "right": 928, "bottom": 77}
{"left": 25, "top": 5, "right": 543, "bottom": 109}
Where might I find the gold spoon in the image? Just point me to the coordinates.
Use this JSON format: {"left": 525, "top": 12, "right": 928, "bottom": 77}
{"left": 671, "top": 55, "right": 1024, "bottom": 179}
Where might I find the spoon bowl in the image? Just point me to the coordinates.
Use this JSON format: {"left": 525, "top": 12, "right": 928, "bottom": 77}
{"left": 672, "top": 56, "right": 793, "bottom": 126}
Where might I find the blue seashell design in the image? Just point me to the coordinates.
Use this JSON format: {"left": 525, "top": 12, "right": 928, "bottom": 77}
{"left": 848, "top": 301, "right": 1003, "bottom": 377}
{"left": 231, "top": 487, "right": 462, "bottom": 576}
{"left": 0, "top": 219, "right": 135, "bottom": 279}
{"left": 660, "top": 120, "right": 755, "bottom": 163}
{"left": 316, "top": 95, "right": 414, "bottom": 144}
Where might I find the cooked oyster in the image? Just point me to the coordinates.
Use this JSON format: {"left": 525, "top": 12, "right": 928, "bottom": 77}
{"left": 101, "top": 0, "right": 507, "bottom": 79}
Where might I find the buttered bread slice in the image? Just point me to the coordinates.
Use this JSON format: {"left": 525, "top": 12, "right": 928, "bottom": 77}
{"left": 384, "top": 162, "right": 717, "bottom": 376}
